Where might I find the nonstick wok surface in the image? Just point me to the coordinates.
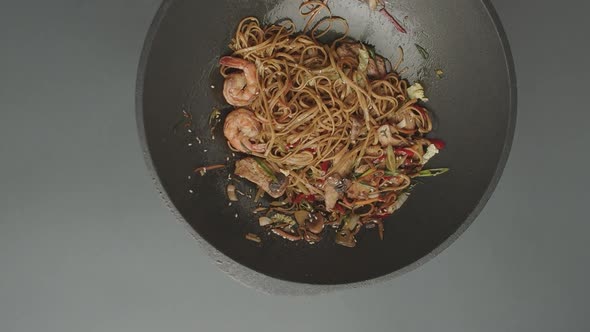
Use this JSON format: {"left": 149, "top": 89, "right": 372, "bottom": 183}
{"left": 136, "top": 0, "right": 516, "bottom": 289}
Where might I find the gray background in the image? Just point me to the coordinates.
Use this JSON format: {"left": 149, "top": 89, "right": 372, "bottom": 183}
{"left": 0, "top": 0, "right": 588, "bottom": 331}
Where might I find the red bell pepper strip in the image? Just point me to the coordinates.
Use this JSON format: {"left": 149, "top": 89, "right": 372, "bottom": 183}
{"left": 414, "top": 105, "right": 429, "bottom": 119}
{"left": 429, "top": 138, "right": 446, "bottom": 150}
{"left": 374, "top": 214, "right": 391, "bottom": 219}
{"left": 334, "top": 203, "right": 346, "bottom": 214}
{"left": 395, "top": 148, "right": 415, "bottom": 157}
{"left": 379, "top": 8, "right": 407, "bottom": 33}
{"left": 293, "top": 194, "right": 316, "bottom": 204}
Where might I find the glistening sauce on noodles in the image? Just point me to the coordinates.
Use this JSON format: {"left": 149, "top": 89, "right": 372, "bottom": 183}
{"left": 213, "top": 1, "right": 447, "bottom": 247}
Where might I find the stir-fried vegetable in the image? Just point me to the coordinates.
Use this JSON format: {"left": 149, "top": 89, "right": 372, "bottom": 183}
{"left": 254, "top": 157, "right": 278, "bottom": 181}
{"left": 194, "top": 164, "right": 225, "bottom": 176}
{"left": 259, "top": 216, "right": 273, "bottom": 226}
{"left": 213, "top": 3, "right": 450, "bottom": 247}
{"left": 415, "top": 44, "right": 430, "bottom": 60}
{"left": 253, "top": 186, "right": 265, "bottom": 203}
{"left": 356, "top": 47, "right": 370, "bottom": 83}
{"left": 293, "top": 194, "right": 316, "bottom": 204}
{"left": 294, "top": 210, "right": 310, "bottom": 226}
{"left": 366, "top": 44, "right": 377, "bottom": 59}
{"left": 385, "top": 145, "right": 397, "bottom": 173}
{"left": 415, "top": 168, "right": 450, "bottom": 177}
{"left": 209, "top": 108, "right": 222, "bottom": 136}
{"left": 227, "top": 184, "right": 238, "bottom": 201}
{"left": 245, "top": 233, "right": 262, "bottom": 243}
{"left": 429, "top": 138, "right": 446, "bottom": 150}
{"left": 407, "top": 82, "right": 429, "bottom": 101}
{"left": 422, "top": 144, "right": 439, "bottom": 165}
{"left": 271, "top": 213, "right": 296, "bottom": 226}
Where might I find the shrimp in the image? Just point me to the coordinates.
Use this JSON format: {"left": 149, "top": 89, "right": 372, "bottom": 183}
{"left": 219, "top": 56, "right": 260, "bottom": 107}
{"left": 223, "top": 108, "right": 266, "bottom": 153}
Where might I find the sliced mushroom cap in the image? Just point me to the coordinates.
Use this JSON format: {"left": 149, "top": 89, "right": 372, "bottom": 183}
{"left": 364, "top": 219, "right": 385, "bottom": 240}
{"left": 271, "top": 228, "right": 303, "bottom": 242}
{"left": 324, "top": 174, "right": 351, "bottom": 211}
{"left": 269, "top": 173, "right": 288, "bottom": 197}
{"left": 303, "top": 231, "right": 322, "bottom": 244}
{"left": 307, "top": 213, "right": 325, "bottom": 234}
{"left": 235, "top": 158, "right": 288, "bottom": 198}
{"left": 377, "top": 124, "right": 394, "bottom": 146}
{"left": 294, "top": 210, "right": 310, "bottom": 226}
{"left": 378, "top": 124, "right": 407, "bottom": 147}
{"left": 335, "top": 228, "right": 356, "bottom": 248}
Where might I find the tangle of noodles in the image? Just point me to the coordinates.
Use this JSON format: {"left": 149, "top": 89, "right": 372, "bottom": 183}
{"left": 219, "top": 1, "right": 445, "bottom": 247}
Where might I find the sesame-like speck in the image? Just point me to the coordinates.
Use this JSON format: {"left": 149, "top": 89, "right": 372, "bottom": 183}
{"left": 189, "top": 190, "right": 194, "bottom": 194}
{"left": 226, "top": 157, "right": 230, "bottom": 161}
{"left": 188, "top": 176, "right": 192, "bottom": 180}
{"left": 211, "top": 85, "right": 215, "bottom": 89}
{"left": 228, "top": 202, "right": 232, "bottom": 207}
{"left": 235, "top": 213, "right": 238, "bottom": 219}
{"left": 195, "top": 137, "right": 202, "bottom": 144}
{"left": 188, "top": 143, "right": 193, "bottom": 147}
{"left": 188, "top": 129, "right": 192, "bottom": 133}
{"left": 203, "top": 149, "right": 208, "bottom": 153}
{"left": 232, "top": 153, "right": 236, "bottom": 157}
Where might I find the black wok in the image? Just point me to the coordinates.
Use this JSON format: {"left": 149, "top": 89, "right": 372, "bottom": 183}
{"left": 136, "top": 0, "right": 516, "bottom": 293}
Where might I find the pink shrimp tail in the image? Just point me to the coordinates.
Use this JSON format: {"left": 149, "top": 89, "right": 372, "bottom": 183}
{"left": 219, "top": 56, "right": 248, "bottom": 69}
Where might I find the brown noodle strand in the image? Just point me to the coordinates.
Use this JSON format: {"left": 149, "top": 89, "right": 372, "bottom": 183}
{"left": 220, "top": 4, "right": 440, "bottom": 245}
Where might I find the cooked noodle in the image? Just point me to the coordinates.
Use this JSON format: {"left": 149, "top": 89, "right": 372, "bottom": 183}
{"left": 218, "top": 1, "right": 445, "bottom": 247}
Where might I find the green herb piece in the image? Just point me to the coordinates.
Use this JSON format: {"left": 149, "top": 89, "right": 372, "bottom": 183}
{"left": 254, "top": 157, "right": 278, "bottom": 181}
{"left": 415, "top": 44, "right": 430, "bottom": 60}
{"left": 385, "top": 145, "right": 397, "bottom": 173}
{"left": 209, "top": 108, "right": 222, "bottom": 135}
{"left": 366, "top": 44, "right": 376, "bottom": 59}
{"left": 415, "top": 168, "right": 450, "bottom": 177}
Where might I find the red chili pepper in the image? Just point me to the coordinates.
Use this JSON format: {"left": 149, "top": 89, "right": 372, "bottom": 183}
{"left": 293, "top": 194, "right": 316, "bottom": 204}
{"left": 320, "top": 161, "right": 331, "bottom": 172}
{"left": 429, "top": 138, "right": 446, "bottom": 150}
{"left": 293, "top": 194, "right": 305, "bottom": 204}
{"left": 379, "top": 8, "right": 407, "bottom": 33}
{"left": 303, "top": 147, "right": 316, "bottom": 153}
{"left": 414, "top": 105, "right": 429, "bottom": 119}
{"left": 286, "top": 139, "right": 300, "bottom": 150}
{"left": 334, "top": 203, "right": 346, "bottom": 214}
{"left": 395, "top": 148, "right": 415, "bottom": 157}
{"left": 373, "top": 155, "right": 386, "bottom": 164}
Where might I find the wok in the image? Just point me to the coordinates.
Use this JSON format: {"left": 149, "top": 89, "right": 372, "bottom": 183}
{"left": 136, "top": 0, "right": 516, "bottom": 292}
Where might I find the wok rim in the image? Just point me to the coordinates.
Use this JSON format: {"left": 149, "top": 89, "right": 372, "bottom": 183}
{"left": 135, "top": 0, "right": 517, "bottom": 294}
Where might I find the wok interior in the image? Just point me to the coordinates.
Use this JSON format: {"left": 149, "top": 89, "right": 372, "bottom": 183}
{"left": 140, "top": 0, "right": 512, "bottom": 284}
